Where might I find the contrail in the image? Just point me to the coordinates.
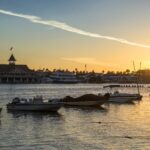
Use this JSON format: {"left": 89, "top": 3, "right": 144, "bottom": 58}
{"left": 0, "top": 9, "right": 150, "bottom": 48}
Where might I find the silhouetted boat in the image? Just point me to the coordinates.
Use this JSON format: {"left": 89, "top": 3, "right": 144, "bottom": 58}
{"left": 7, "top": 96, "right": 62, "bottom": 112}
{"left": 0, "top": 107, "right": 2, "bottom": 112}
{"left": 61, "top": 94, "right": 109, "bottom": 106}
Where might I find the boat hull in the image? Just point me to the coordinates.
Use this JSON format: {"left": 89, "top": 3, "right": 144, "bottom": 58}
{"left": 63, "top": 100, "right": 105, "bottom": 106}
{"left": 132, "top": 95, "right": 142, "bottom": 101}
{"left": 109, "top": 97, "right": 133, "bottom": 103}
{"left": 7, "top": 103, "right": 61, "bottom": 112}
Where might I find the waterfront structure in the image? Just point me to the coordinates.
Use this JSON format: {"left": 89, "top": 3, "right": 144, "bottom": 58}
{"left": 102, "top": 74, "right": 137, "bottom": 83}
{"left": 50, "top": 71, "right": 78, "bottom": 83}
{"left": 0, "top": 54, "right": 38, "bottom": 83}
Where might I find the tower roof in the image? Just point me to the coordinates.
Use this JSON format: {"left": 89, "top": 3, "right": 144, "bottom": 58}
{"left": 8, "top": 54, "right": 16, "bottom": 62}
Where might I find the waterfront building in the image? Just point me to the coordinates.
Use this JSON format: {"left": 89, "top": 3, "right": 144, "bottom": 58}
{"left": 102, "top": 74, "right": 137, "bottom": 83}
{"left": 50, "top": 70, "right": 78, "bottom": 83}
{"left": 0, "top": 54, "right": 38, "bottom": 83}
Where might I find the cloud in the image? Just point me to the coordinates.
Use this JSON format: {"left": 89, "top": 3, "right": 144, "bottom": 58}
{"left": 62, "top": 57, "right": 115, "bottom": 67}
{"left": 47, "top": 27, "right": 55, "bottom": 30}
{"left": 0, "top": 9, "right": 39, "bottom": 20}
{"left": 0, "top": 9, "right": 150, "bottom": 48}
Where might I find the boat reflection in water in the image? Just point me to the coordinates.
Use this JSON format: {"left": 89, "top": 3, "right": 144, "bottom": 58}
{"left": 7, "top": 110, "right": 61, "bottom": 119}
{"left": 7, "top": 96, "right": 62, "bottom": 112}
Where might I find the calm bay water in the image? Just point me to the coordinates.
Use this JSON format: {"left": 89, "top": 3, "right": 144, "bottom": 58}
{"left": 0, "top": 84, "right": 150, "bottom": 150}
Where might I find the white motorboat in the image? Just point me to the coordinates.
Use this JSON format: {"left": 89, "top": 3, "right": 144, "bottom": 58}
{"left": 7, "top": 96, "right": 62, "bottom": 112}
{"left": 107, "top": 91, "right": 142, "bottom": 103}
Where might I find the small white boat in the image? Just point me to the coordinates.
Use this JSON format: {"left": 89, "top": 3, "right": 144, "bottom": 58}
{"left": 7, "top": 96, "right": 62, "bottom": 112}
{"left": 107, "top": 91, "right": 142, "bottom": 103}
{"left": 109, "top": 95, "right": 133, "bottom": 103}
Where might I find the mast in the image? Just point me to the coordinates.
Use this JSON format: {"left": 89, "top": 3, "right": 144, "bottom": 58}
{"left": 85, "top": 64, "right": 87, "bottom": 73}
{"left": 133, "top": 61, "right": 140, "bottom": 95}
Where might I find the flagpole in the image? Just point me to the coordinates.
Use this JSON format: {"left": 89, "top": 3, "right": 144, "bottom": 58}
{"left": 10, "top": 46, "right": 13, "bottom": 51}
{"left": 85, "top": 64, "right": 87, "bottom": 73}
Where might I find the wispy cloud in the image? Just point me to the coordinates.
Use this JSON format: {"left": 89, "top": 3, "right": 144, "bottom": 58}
{"left": 0, "top": 9, "right": 150, "bottom": 48}
{"left": 62, "top": 57, "right": 115, "bottom": 67}
{"left": 47, "top": 27, "right": 55, "bottom": 31}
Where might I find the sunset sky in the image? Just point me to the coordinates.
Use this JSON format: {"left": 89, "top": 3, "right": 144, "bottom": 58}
{"left": 0, "top": 0, "right": 150, "bottom": 72}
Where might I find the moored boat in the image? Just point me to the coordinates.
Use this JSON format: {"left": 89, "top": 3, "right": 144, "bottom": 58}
{"left": 61, "top": 93, "right": 109, "bottom": 106}
{"left": 7, "top": 96, "right": 62, "bottom": 112}
{"left": 104, "top": 91, "right": 142, "bottom": 103}
{"left": 0, "top": 107, "right": 2, "bottom": 112}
